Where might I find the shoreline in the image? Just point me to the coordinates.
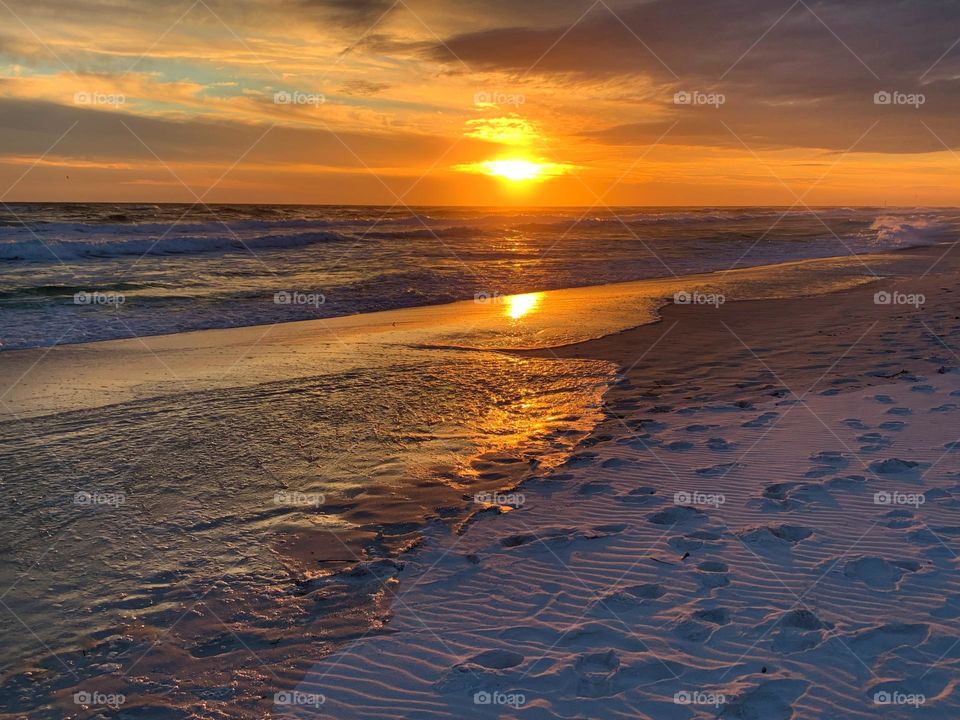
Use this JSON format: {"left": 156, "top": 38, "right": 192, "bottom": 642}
{"left": 3, "top": 242, "right": 959, "bottom": 717}
{"left": 0, "top": 245, "right": 917, "bottom": 421}
{"left": 1, "top": 239, "right": 939, "bottom": 355}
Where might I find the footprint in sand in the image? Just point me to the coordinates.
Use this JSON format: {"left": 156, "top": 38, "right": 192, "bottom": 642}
{"left": 857, "top": 432, "right": 892, "bottom": 452}
{"left": 696, "top": 461, "right": 744, "bottom": 476}
{"left": 721, "top": 678, "right": 809, "bottom": 720}
{"left": 628, "top": 419, "right": 667, "bottom": 433}
{"left": 931, "top": 403, "right": 959, "bottom": 412}
{"left": 805, "top": 451, "right": 848, "bottom": 478}
{"left": 931, "top": 595, "right": 960, "bottom": 619}
{"left": 575, "top": 649, "right": 619, "bottom": 676}
{"left": 567, "top": 451, "right": 600, "bottom": 467}
{"left": 578, "top": 480, "right": 615, "bottom": 495}
{"left": 670, "top": 529, "right": 725, "bottom": 552}
{"left": 600, "top": 457, "right": 635, "bottom": 469}
{"left": 465, "top": 649, "right": 524, "bottom": 670}
{"left": 696, "top": 560, "right": 730, "bottom": 589}
{"left": 707, "top": 437, "right": 735, "bottom": 451}
{"left": 674, "top": 605, "right": 731, "bottom": 642}
{"left": 673, "top": 618, "right": 714, "bottom": 642}
{"left": 809, "top": 451, "right": 847, "bottom": 466}
{"left": 886, "top": 406, "right": 913, "bottom": 416}
{"left": 759, "top": 482, "right": 836, "bottom": 510}
{"left": 742, "top": 412, "right": 779, "bottom": 428}
{"left": 593, "top": 584, "right": 666, "bottom": 614}
{"left": 824, "top": 474, "right": 866, "bottom": 492}
{"left": 869, "top": 457, "right": 928, "bottom": 478}
{"left": 879, "top": 420, "right": 906, "bottom": 431}
{"left": 848, "top": 623, "right": 929, "bottom": 659}
{"left": 842, "top": 556, "right": 921, "bottom": 590}
{"left": 738, "top": 524, "right": 813, "bottom": 548}
{"left": 615, "top": 486, "right": 658, "bottom": 505}
{"left": 760, "top": 482, "right": 802, "bottom": 510}
{"left": 664, "top": 440, "right": 694, "bottom": 451}
{"left": 770, "top": 609, "right": 833, "bottom": 653}
{"left": 499, "top": 523, "right": 625, "bottom": 549}
{"left": 647, "top": 505, "right": 706, "bottom": 525}
{"left": 843, "top": 418, "right": 870, "bottom": 429}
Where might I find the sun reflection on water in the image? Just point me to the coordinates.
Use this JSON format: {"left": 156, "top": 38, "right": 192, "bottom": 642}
{"left": 505, "top": 292, "right": 543, "bottom": 319}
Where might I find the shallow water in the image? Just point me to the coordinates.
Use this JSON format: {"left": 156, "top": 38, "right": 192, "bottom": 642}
{"left": 0, "top": 343, "right": 614, "bottom": 716}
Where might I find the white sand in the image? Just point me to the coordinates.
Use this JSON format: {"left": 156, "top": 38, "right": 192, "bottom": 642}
{"left": 274, "top": 246, "right": 960, "bottom": 718}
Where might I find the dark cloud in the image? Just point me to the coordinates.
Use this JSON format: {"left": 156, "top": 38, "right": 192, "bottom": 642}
{"left": 427, "top": 0, "right": 960, "bottom": 152}
{"left": 293, "top": 0, "right": 398, "bottom": 27}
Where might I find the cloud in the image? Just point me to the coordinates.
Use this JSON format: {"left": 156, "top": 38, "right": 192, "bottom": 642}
{"left": 426, "top": 0, "right": 960, "bottom": 152}
{"left": 0, "top": 97, "right": 497, "bottom": 169}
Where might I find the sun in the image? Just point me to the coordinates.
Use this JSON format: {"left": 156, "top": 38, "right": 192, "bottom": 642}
{"left": 481, "top": 160, "right": 544, "bottom": 182}
{"left": 455, "top": 157, "right": 573, "bottom": 184}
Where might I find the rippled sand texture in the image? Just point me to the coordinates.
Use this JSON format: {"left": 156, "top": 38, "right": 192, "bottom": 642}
{"left": 289, "top": 247, "right": 960, "bottom": 719}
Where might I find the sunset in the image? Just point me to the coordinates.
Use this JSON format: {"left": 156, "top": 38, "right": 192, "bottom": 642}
{"left": 3, "top": 1, "right": 960, "bottom": 718}
{"left": 0, "top": 0, "right": 958, "bottom": 205}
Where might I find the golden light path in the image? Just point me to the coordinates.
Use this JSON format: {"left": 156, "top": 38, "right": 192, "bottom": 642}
{"left": 505, "top": 292, "right": 543, "bottom": 319}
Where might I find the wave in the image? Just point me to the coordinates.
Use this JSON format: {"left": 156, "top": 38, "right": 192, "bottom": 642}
{"left": 869, "top": 214, "right": 955, "bottom": 246}
{"left": 0, "top": 282, "right": 153, "bottom": 300}
{"left": 0, "top": 229, "right": 354, "bottom": 262}
{"left": 1, "top": 207, "right": 955, "bottom": 267}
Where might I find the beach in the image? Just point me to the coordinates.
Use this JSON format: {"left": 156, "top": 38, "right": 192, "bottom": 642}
{"left": 7, "top": 0, "right": 960, "bottom": 715}
{"left": 2, "top": 239, "right": 959, "bottom": 717}
{"left": 291, "top": 243, "right": 960, "bottom": 719}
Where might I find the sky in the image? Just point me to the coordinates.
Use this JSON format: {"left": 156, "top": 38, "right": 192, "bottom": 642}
{"left": 1, "top": 0, "right": 960, "bottom": 205}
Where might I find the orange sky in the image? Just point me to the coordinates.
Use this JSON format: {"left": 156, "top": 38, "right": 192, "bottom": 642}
{"left": 1, "top": 0, "right": 960, "bottom": 205}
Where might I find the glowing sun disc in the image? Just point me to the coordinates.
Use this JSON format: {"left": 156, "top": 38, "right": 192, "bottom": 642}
{"left": 482, "top": 159, "right": 544, "bottom": 182}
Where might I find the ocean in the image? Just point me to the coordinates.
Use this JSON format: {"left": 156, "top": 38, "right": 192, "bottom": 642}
{"left": 0, "top": 205, "right": 952, "bottom": 716}
{"left": 0, "top": 205, "right": 953, "bottom": 349}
